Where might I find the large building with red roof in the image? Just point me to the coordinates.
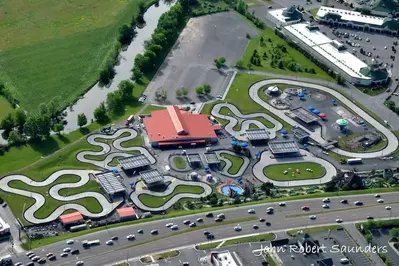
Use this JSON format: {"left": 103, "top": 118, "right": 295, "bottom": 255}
{"left": 144, "top": 106, "right": 220, "bottom": 147}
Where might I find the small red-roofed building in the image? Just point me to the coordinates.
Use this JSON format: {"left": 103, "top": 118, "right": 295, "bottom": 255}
{"left": 117, "top": 207, "right": 137, "bottom": 221}
{"left": 60, "top": 212, "right": 84, "bottom": 227}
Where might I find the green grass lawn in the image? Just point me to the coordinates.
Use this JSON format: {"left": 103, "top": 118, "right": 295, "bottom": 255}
{"left": 0, "top": 96, "right": 13, "bottom": 120}
{"left": 197, "top": 241, "right": 222, "bottom": 250}
{"left": 309, "top": 8, "right": 319, "bottom": 17}
{"left": 3, "top": 174, "right": 103, "bottom": 225}
{"left": 220, "top": 152, "right": 244, "bottom": 175}
{"left": 239, "top": 15, "right": 333, "bottom": 82}
{"left": 337, "top": 133, "right": 387, "bottom": 152}
{"left": 287, "top": 225, "right": 342, "bottom": 237}
{"left": 222, "top": 232, "right": 275, "bottom": 246}
{"left": 138, "top": 185, "right": 205, "bottom": 208}
{"left": 0, "top": 0, "right": 149, "bottom": 112}
{"left": 173, "top": 157, "right": 187, "bottom": 169}
{"left": 140, "top": 104, "right": 166, "bottom": 114}
{"left": 263, "top": 162, "right": 325, "bottom": 181}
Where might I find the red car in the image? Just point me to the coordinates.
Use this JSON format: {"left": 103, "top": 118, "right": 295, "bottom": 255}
{"left": 302, "top": 206, "right": 310, "bottom": 211}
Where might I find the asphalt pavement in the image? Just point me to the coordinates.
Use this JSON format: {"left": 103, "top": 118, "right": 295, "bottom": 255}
{"left": 10, "top": 192, "right": 399, "bottom": 266}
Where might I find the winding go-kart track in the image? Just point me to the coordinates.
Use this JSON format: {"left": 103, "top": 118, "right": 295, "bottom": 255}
{"left": 0, "top": 170, "right": 120, "bottom": 224}
{"left": 212, "top": 79, "right": 399, "bottom": 159}
{"left": 215, "top": 150, "right": 250, "bottom": 177}
{"left": 130, "top": 176, "right": 213, "bottom": 212}
{"left": 0, "top": 128, "right": 158, "bottom": 225}
{"left": 253, "top": 150, "right": 337, "bottom": 186}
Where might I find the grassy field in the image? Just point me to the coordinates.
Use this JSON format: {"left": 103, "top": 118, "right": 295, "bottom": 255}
{"left": 138, "top": 185, "right": 205, "bottom": 208}
{"left": 0, "top": 0, "right": 149, "bottom": 112}
{"left": 287, "top": 225, "right": 343, "bottom": 237}
{"left": 337, "top": 133, "right": 387, "bottom": 152}
{"left": 222, "top": 232, "right": 275, "bottom": 246}
{"left": 0, "top": 96, "right": 13, "bottom": 120}
{"left": 4, "top": 174, "right": 103, "bottom": 225}
{"left": 240, "top": 15, "right": 333, "bottom": 81}
{"left": 201, "top": 73, "right": 292, "bottom": 132}
{"left": 263, "top": 162, "right": 325, "bottom": 181}
{"left": 220, "top": 152, "right": 244, "bottom": 175}
{"left": 173, "top": 157, "right": 187, "bottom": 169}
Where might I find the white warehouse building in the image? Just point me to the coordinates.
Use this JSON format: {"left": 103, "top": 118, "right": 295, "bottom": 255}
{"left": 267, "top": 6, "right": 303, "bottom": 27}
{"left": 282, "top": 23, "right": 389, "bottom": 86}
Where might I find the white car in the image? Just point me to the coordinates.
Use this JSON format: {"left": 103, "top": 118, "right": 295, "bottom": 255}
{"left": 66, "top": 239, "right": 75, "bottom": 245}
{"left": 340, "top": 258, "right": 349, "bottom": 263}
{"left": 60, "top": 253, "right": 68, "bottom": 257}
{"left": 322, "top": 198, "right": 330, "bottom": 203}
{"left": 63, "top": 247, "right": 71, "bottom": 253}
{"left": 322, "top": 204, "right": 330, "bottom": 209}
{"left": 374, "top": 194, "right": 380, "bottom": 198}
{"left": 309, "top": 215, "right": 317, "bottom": 220}
{"left": 386, "top": 206, "right": 392, "bottom": 210}
{"left": 126, "top": 234, "right": 135, "bottom": 240}
{"left": 279, "top": 202, "right": 286, "bottom": 206}
{"left": 76, "top": 261, "right": 84, "bottom": 266}
{"left": 234, "top": 224, "right": 242, "bottom": 231}
{"left": 26, "top": 252, "right": 34, "bottom": 257}
{"left": 105, "top": 240, "right": 113, "bottom": 245}
{"left": 377, "top": 199, "right": 384, "bottom": 203}
{"left": 183, "top": 220, "right": 191, "bottom": 225}
{"left": 248, "top": 209, "right": 255, "bottom": 214}
{"left": 336, "top": 218, "right": 343, "bottom": 223}
{"left": 196, "top": 217, "right": 203, "bottom": 222}
{"left": 267, "top": 207, "right": 274, "bottom": 211}
{"left": 166, "top": 223, "right": 174, "bottom": 227}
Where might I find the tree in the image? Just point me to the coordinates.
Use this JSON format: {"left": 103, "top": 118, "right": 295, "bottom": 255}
{"left": 203, "top": 84, "right": 211, "bottom": 94}
{"left": 235, "top": 59, "right": 244, "bottom": 68}
{"left": 100, "top": 62, "right": 116, "bottom": 84}
{"left": 386, "top": 100, "right": 396, "bottom": 110}
{"left": 39, "top": 103, "right": 48, "bottom": 117}
{"left": 119, "top": 25, "right": 135, "bottom": 45}
{"left": 132, "top": 67, "right": 143, "bottom": 81}
{"left": 48, "top": 96, "right": 60, "bottom": 118}
{"left": 8, "top": 130, "right": 25, "bottom": 145}
{"left": 176, "top": 89, "right": 183, "bottom": 98}
{"left": 195, "top": 86, "right": 204, "bottom": 95}
{"left": 77, "top": 113, "right": 88, "bottom": 128}
{"left": 0, "top": 113, "right": 14, "bottom": 133}
{"left": 160, "top": 88, "right": 167, "bottom": 100}
{"left": 54, "top": 123, "right": 64, "bottom": 135}
{"left": 214, "top": 57, "right": 226, "bottom": 69}
{"left": 106, "top": 91, "right": 124, "bottom": 114}
{"left": 94, "top": 102, "right": 108, "bottom": 123}
{"left": 390, "top": 228, "right": 399, "bottom": 238}
{"left": 118, "top": 80, "right": 134, "bottom": 101}
{"left": 278, "top": 60, "right": 284, "bottom": 69}
{"left": 336, "top": 74, "right": 345, "bottom": 85}
{"left": 23, "top": 115, "right": 51, "bottom": 140}
{"left": 182, "top": 88, "right": 189, "bottom": 97}
{"left": 13, "top": 108, "right": 27, "bottom": 130}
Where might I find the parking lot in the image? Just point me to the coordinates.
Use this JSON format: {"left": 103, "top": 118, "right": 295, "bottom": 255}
{"left": 144, "top": 12, "right": 258, "bottom": 105}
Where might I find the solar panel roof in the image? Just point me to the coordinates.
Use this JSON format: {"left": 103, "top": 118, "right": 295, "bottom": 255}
{"left": 246, "top": 128, "right": 270, "bottom": 140}
{"left": 204, "top": 152, "right": 220, "bottom": 164}
{"left": 290, "top": 107, "right": 319, "bottom": 124}
{"left": 268, "top": 140, "right": 299, "bottom": 154}
{"left": 186, "top": 153, "right": 202, "bottom": 163}
{"left": 118, "top": 154, "right": 151, "bottom": 170}
{"left": 293, "top": 127, "right": 310, "bottom": 139}
{"left": 139, "top": 169, "right": 164, "bottom": 184}
{"left": 95, "top": 172, "right": 126, "bottom": 195}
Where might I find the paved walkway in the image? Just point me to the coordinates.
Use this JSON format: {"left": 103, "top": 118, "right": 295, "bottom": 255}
{"left": 252, "top": 150, "right": 337, "bottom": 186}
{"left": 211, "top": 103, "right": 283, "bottom": 140}
{"left": 130, "top": 176, "right": 212, "bottom": 212}
{"left": 247, "top": 79, "right": 399, "bottom": 158}
{"left": 76, "top": 128, "right": 156, "bottom": 169}
{"left": 0, "top": 170, "right": 119, "bottom": 224}
{"left": 215, "top": 150, "right": 250, "bottom": 178}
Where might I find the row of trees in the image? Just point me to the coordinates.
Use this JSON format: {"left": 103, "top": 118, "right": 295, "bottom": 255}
{"left": 234, "top": 0, "right": 265, "bottom": 29}
{"left": 196, "top": 84, "right": 212, "bottom": 95}
{"left": 0, "top": 82, "right": 18, "bottom": 108}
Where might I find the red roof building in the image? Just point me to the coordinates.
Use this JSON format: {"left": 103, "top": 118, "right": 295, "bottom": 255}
{"left": 116, "top": 207, "right": 137, "bottom": 221}
{"left": 144, "top": 106, "right": 220, "bottom": 147}
{"left": 59, "top": 212, "right": 84, "bottom": 226}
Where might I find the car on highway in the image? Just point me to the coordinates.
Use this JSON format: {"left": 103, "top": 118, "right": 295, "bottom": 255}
{"left": 183, "top": 262, "right": 190, "bottom": 266}
{"left": 26, "top": 251, "right": 34, "bottom": 257}
{"left": 126, "top": 234, "right": 135, "bottom": 240}
{"left": 354, "top": 201, "right": 363, "bottom": 206}
{"left": 183, "top": 220, "right": 191, "bottom": 225}
{"left": 49, "top": 255, "right": 56, "bottom": 261}
{"left": 259, "top": 218, "right": 265, "bottom": 222}
{"left": 151, "top": 229, "right": 158, "bottom": 235}
{"left": 46, "top": 253, "right": 54, "bottom": 258}
{"left": 217, "top": 213, "right": 225, "bottom": 219}
{"left": 248, "top": 209, "right": 255, "bottom": 214}
{"left": 38, "top": 258, "right": 46, "bottom": 264}
{"left": 71, "top": 249, "right": 80, "bottom": 255}
{"left": 196, "top": 217, "right": 203, "bottom": 222}
{"left": 340, "top": 258, "right": 349, "bottom": 264}
{"left": 322, "top": 204, "right": 330, "bottom": 209}
{"left": 302, "top": 206, "right": 310, "bottom": 210}
{"left": 106, "top": 240, "right": 113, "bottom": 245}
{"left": 340, "top": 199, "right": 348, "bottom": 204}
{"left": 207, "top": 234, "right": 215, "bottom": 240}
{"left": 189, "top": 222, "right": 196, "bottom": 227}
{"left": 309, "top": 215, "right": 317, "bottom": 220}
{"left": 386, "top": 206, "right": 392, "bottom": 210}
{"left": 60, "top": 253, "right": 68, "bottom": 257}
{"left": 374, "top": 194, "right": 380, "bottom": 198}
{"left": 253, "top": 224, "right": 259, "bottom": 229}
{"left": 266, "top": 221, "right": 271, "bottom": 226}
{"left": 66, "top": 239, "right": 74, "bottom": 245}
{"left": 14, "top": 263, "right": 22, "bottom": 266}
{"left": 31, "top": 256, "right": 40, "bottom": 262}
{"left": 367, "top": 216, "right": 374, "bottom": 220}
{"left": 206, "top": 212, "right": 213, "bottom": 217}
{"left": 336, "top": 218, "right": 343, "bottom": 223}
{"left": 279, "top": 202, "right": 286, "bottom": 206}
{"left": 63, "top": 247, "right": 71, "bottom": 253}
{"left": 215, "top": 217, "right": 223, "bottom": 222}
{"left": 26, "top": 263, "right": 34, "bottom": 266}
{"left": 204, "top": 231, "right": 210, "bottom": 235}
{"left": 166, "top": 223, "right": 174, "bottom": 227}
{"left": 76, "top": 261, "right": 84, "bottom": 266}
{"left": 322, "top": 198, "right": 330, "bottom": 203}
{"left": 234, "top": 224, "right": 242, "bottom": 231}
{"left": 377, "top": 199, "right": 384, "bottom": 203}
{"left": 111, "top": 236, "right": 118, "bottom": 241}
{"left": 171, "top": 225, "right": 179, "bottom": 230}
{"left": 138, "top": 229, "right": 143, "bottom": 234}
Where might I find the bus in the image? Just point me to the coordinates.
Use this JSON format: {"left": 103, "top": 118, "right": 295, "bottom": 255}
{"left": 347, "top": 158, "right": 362, "bottom": 165}
{"left": 82, "top": 239, "right": 100, "bottom": 247}
{"left": 125, "top": 115, "right": 134, "bottom": 126}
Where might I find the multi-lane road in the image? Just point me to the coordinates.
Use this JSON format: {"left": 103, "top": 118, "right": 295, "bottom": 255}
{"left": 11, "top": 192, "right": 399, "bottom": 266}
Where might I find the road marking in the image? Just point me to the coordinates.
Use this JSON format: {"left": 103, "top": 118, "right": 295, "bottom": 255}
{"left": 216, "top": 241, "right": 225, "bottom": 248}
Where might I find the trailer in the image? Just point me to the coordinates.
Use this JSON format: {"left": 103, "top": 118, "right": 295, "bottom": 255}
{"left": 347, "top": 158, "right": 362, "bottom": 165}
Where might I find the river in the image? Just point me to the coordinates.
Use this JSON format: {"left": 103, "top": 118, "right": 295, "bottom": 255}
{"left": 63, "top": 1, "right": 173, "bottom": 133}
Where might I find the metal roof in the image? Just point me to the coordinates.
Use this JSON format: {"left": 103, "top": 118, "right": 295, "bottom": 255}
{"left": 290, "top": 107, "right": 319, "bottom": 124}
{"left": 139, "top": 169, "right": 164, "bottom": 184}
{"left": 95, "top": 172, "right": 126, "bottom": 195}
{"left": 268, "top": 140, "right": 300, "bottom": 154}
{"left": 246, "top": 128, "right": 270, "bottom": 140}
{"left": 118, "top": 154, "right": 151, "bottom": 170}
{"left": 186, "top": 153, "right": 202, "bottom": 164}
{"left": 204, "top": 152, "right": 220, "bottom": 164}
{"left": 293, "top": 127, "right": 311, "bottom": 139}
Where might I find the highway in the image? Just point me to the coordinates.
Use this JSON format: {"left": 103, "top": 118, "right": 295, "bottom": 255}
{"left": 10, "top": 192, "right": 399, "bottom": 266}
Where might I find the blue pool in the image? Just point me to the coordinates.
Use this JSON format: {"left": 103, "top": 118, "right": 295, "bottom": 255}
{"left": 221, "top": 185, "right": 243, "bottom": 196}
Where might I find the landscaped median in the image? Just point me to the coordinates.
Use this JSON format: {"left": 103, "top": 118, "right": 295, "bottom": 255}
{"left": 140, "top": 250, "right": 180, "bottom": 263}
{"left": 197, "top": 232, "right": 275, "bottom": 250}
{"left": 286, "top": 225, "right": 343, "bottom": 237}
{"left": 263, "top": 162, "right": 326, "bottom": 181}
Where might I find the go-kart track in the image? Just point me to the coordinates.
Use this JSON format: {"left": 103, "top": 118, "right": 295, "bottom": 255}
{"left": 212, "top": 79, "right": 399, "bottom": 159}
